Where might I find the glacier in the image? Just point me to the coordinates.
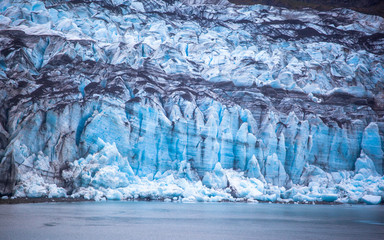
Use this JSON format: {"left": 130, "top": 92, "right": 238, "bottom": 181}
{"left": 0, "top": 0, "right": 384, "bottom": 204}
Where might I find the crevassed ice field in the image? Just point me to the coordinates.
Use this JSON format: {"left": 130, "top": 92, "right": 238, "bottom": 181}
{"left": 0, "top": 0, "right": 383, "bottom": 204}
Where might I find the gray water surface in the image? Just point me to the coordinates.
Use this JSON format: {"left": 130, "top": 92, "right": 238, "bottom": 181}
{"left": 1, "top": 202, "right": 383, "bottom": 240}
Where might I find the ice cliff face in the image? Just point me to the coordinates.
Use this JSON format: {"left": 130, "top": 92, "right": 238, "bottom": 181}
{"left": 0, "top": 0, "right": 383, "bottom": 204}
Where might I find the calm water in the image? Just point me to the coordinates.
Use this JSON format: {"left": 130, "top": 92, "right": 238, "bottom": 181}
{"left": 1, "top": 201, "right": 384, "bottom": 240}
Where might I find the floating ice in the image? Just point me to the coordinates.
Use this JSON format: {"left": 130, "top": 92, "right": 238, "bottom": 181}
{"left": 361, "top": 195, "right": 382, "bottom": 205}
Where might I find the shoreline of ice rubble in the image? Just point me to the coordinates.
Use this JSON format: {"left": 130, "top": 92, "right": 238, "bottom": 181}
{"left": 9, "top": 140, "right": 384, "bottom": 205}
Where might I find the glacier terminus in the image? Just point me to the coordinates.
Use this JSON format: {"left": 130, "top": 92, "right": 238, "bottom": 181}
{"left": 0, "top": 0, "right": 384, "bottom": 204}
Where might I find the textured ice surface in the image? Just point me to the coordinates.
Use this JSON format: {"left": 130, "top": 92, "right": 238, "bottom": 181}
{"left": 0, "top": 0, "right": 383, "bottom": 204}
{"left": 361, "top": 195, "right": 382, "bottom": 205}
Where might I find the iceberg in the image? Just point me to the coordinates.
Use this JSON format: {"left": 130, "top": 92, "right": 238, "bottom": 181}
{"left": 362, "top": 195, "right": 382, "bottom": 205}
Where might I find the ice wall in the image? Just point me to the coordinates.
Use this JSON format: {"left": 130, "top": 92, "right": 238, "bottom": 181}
{"left": 0, "top": 0, "right": 383, "bottom": 203}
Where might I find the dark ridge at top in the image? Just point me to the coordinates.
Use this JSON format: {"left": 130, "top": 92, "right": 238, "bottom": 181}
{"left": 229, "top": 0, "right": 384, "bottom": 17}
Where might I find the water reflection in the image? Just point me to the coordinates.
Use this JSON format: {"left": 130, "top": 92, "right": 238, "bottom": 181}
{"left": 1, "top": 202, "right": 383, "bottom": 240}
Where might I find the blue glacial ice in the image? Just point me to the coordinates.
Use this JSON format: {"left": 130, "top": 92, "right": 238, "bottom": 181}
{"left": 0, "top": 0, "right": 383, "bottom": 204}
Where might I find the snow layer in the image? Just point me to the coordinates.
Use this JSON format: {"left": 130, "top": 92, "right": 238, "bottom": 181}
{"left": 0, "top": 0, "right": 383, "bottom": 204}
